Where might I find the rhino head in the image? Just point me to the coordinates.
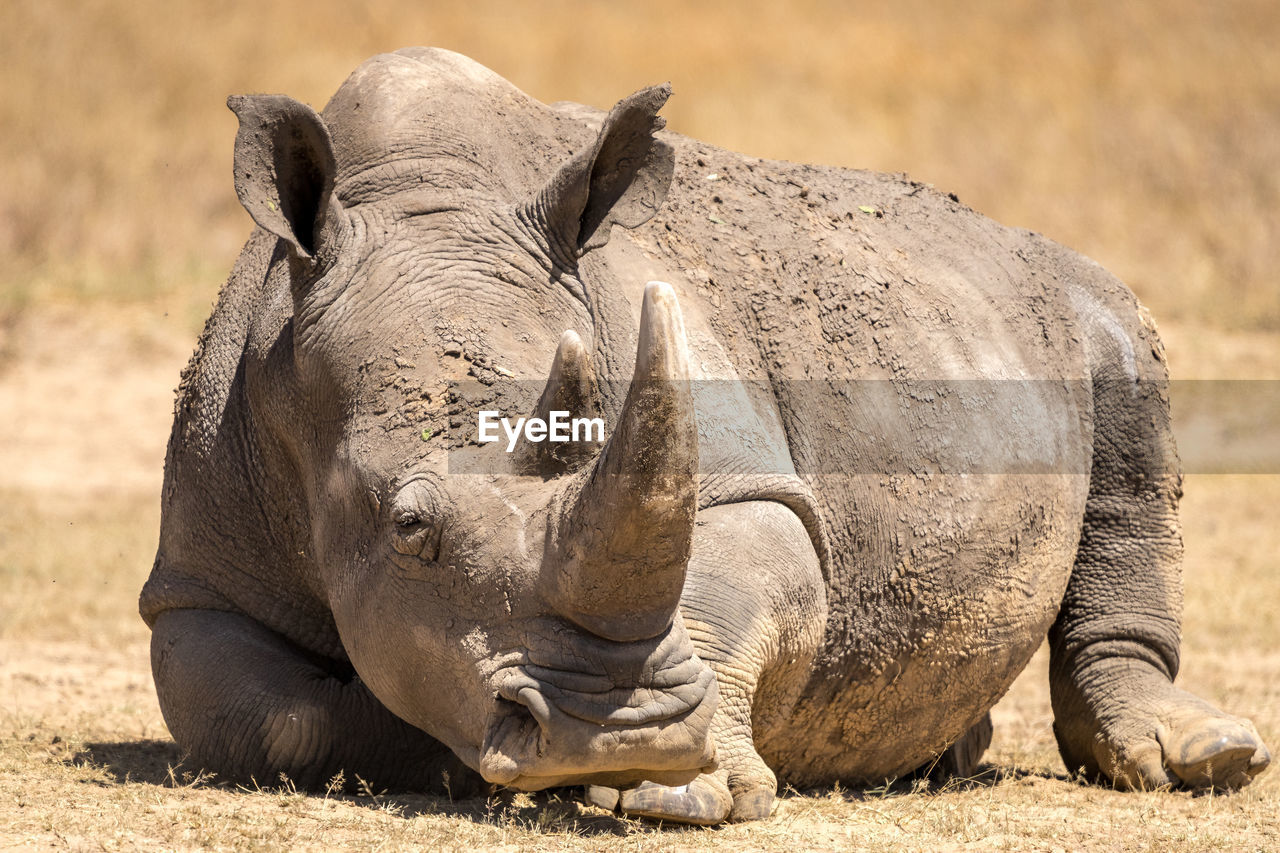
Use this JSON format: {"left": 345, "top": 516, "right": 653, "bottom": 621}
{"left": 223, "top": 50, "right": 716, "bottom": 791}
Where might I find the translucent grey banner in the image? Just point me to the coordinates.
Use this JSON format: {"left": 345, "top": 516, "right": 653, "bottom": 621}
{"left": 435, "top": 380, "right": 1280, "bottom": 475}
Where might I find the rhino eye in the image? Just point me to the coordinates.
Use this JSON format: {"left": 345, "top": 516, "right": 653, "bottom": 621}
{"left": 391, "top": 510, "right": 442, "bottom": 562}
{"left": 389, "top": 480, "right": 444, "bottom": 560}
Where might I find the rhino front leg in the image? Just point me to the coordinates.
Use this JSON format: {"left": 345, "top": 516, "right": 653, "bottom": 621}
{"left": 1050, "top": 340, "right": 1270, "bottom": 790}
{"left": 150, "top": 608, "right": 479, "bottom": 793}
{"left": 593, "top": 500, "right": 826, "bottom": 824}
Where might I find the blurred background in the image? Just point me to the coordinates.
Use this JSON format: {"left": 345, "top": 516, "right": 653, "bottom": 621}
{"left": 3, "top": 0, "right": 1278, "bottom": 328}
{"left": 1, "top": 0, "right": 1277, "bottom": 637}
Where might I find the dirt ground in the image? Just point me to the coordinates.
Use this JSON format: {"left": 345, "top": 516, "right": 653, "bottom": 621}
{"left": 1, "top": 305, "right": 1278, "bottom": 851}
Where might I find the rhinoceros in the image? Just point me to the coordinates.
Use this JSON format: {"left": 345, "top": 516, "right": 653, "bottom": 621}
{"left": 141, "top": 47, "right": 1270, "bottom": 824}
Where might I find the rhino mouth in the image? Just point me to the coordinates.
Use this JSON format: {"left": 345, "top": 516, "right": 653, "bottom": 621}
{"left": 472, "top": 620, "right": 720, "bottom": 790}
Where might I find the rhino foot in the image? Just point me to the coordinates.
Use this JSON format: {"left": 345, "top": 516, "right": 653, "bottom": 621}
{"left": 583, "top": 784, "right": 620, "bottom": 811}
{"left": 586, "top": 767, "right": 773, "bottom": 825}
{"left": 618, "top": 776, "right": 733, "bottom": 825}
{"left": 1060, "top": 682, "right": 1270, "bottom": 791}
{"left": 1161, "top": 712, "right": 1269, "bottom": 789}
{"left": 726, "top": 785, "right": 775, "bottom": 821}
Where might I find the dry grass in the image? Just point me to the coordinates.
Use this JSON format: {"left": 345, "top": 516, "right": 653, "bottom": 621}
{"left": 2, "top": 521, "right": 1278, "bottom": 853}
{"left": 1, "top": 312, "right": 1278, "bottom": 850}
{"left": 3, "top": 2, "right": 1279, "bottom": 850}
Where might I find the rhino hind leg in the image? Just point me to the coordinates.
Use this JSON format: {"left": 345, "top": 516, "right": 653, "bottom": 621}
{"left": 585, "top": 500, "right": 826, "bottom": 824}
{"left": 928, "top": 712, "right": 993, "bottom": 781}
{"left": 1048, "top": 316, "right": 1270, "bottom": 791}
{"left": 150, "top": 608, "right": 480, "bottom": 794}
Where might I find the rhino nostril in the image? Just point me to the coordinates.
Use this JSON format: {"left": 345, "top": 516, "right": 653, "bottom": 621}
{"left": 516, "top": 686, "right": 554, "bottom": 731}
{"left": 492, "top": 696, "right": 537, "bottom": 733}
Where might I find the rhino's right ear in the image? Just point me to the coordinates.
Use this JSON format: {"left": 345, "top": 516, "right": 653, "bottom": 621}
{"left": 228, "top": 94, "right": 342, "bottom": 262}
{"left": 530, "top": 84, "right": 675, "bottom": 257}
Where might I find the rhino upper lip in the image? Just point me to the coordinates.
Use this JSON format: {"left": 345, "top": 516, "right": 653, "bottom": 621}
{"left": 496, "top": 655, "right": 714, "bottom": 727}
{"left": 476, "top": 664, "right": 717, "bottom": 787}
{"left": 470, "top": 618, "right": 719, "bottom": 786}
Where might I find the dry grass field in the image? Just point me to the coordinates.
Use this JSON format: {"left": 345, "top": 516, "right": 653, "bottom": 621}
{"left": 2, "top": 1, "right": 1278, "bottom": 850}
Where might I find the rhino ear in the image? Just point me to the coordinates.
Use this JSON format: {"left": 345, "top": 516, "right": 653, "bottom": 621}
{"left": 227, "top": 94, "right": 342, "bottom": 261}
{"left": 532, "top": 84, "right": 675, "bottom": 256}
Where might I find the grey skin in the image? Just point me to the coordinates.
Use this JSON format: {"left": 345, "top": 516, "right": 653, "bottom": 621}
{"left": 141, "top": 48, "right": 1270, "bottom": 824}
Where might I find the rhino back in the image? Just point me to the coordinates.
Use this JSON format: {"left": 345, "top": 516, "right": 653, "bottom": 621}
{"left": 618, "top": 134, "right": 1104, "bottom": 782}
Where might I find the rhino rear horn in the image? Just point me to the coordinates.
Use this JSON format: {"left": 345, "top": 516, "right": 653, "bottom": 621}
{"left": 512, "top": 330, "right": 603, "bottom": 476}
{"left": 547, "top": 282, "right": 698, "bottom": 642}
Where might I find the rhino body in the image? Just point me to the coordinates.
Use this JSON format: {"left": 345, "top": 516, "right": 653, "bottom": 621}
{"left": 141, "top": 48, "right": 1268, "bottom": 823}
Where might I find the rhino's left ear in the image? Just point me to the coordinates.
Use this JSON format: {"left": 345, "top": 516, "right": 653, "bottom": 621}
{"left": 227, "top": 94, "right": 343, "bottom": 263}
{"left": 531, "top": 84, "right": 675, "bottom": 256}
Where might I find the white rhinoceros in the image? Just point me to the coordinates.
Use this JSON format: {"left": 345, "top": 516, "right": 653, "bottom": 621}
{"left": 141, "top": 48, "right": 1270, "bottom": 824}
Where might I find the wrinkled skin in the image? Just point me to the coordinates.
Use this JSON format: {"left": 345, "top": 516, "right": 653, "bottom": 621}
{"left": 141, "top": 48, "right": 1269, "bottom": 824}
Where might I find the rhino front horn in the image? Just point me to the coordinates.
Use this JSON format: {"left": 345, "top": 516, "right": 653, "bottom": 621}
{"left": 548, "top": 281, "right": 698, "bottom": 642}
